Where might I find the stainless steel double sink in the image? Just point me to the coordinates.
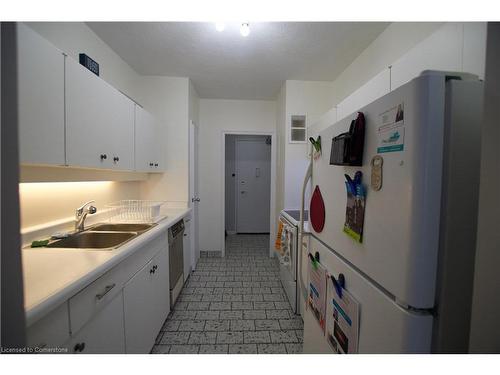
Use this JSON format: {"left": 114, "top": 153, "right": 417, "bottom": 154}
{"left": 46, "top": 223, "right": 157, "bottom": 250}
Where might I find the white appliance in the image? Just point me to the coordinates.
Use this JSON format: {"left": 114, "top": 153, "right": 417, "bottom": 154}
{"left": 299, "top": 71, "right": 483, "bottom": 353}
{"left": 278, "top": 210, "right": 308, "bottom": 315}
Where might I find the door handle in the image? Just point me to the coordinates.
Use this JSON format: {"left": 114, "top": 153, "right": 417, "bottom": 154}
{"left": 240, "top": 191, "right": 246, "bottom": 194}
{"left": 191, "top": 197, "right": 200, "bottom": 202}
{"left": 95, "top": 283, "right": 116, "bottom": 300}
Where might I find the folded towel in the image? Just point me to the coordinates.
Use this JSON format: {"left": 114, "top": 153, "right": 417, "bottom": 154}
{"left": 275, "top": 221, "right": 284, "bottom": 253}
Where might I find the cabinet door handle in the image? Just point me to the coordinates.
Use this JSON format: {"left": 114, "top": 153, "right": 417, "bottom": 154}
{"left": 100, "top": 154, "right": 107, "bottom": 161}
{"left": 150, "top": 268, "right": 155, "bottom": 274}
{"left": 149, "top": 162, "right": 154, "bottom": 167}
{"left": 113, "top": 156, "right": 120, "bottom": 163}
{"left": 95, "top": 283, "right": 116, "bottom": 300}
{"left": 154, "top": 163, "right": 158, "bottom": 167}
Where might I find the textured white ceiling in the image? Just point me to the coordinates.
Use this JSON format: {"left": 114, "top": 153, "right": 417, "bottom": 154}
{"left": 87, "top": 22, "right": 389, "bottom": 99}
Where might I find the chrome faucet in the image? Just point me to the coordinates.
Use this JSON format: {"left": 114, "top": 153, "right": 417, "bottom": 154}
{"left": 75, "top": 200, "right": 97, "bottom": 232}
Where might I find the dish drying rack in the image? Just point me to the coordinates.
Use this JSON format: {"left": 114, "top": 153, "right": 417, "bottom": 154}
{"left": 105, "top": 200, "right": 165, "bottom": 223}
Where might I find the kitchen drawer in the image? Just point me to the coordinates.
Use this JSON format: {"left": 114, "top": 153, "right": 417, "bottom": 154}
{"left": 68, "top": 230, "right": 168, "bottom": 334}
{"left": 27, "top": 302, "right": 70, "bottom": 350}
{"left": 69, "top": 262, "right": 128, "bottom": 334}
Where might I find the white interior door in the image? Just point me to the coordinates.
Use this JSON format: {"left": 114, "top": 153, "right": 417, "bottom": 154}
{"left": 236, "top": 138, "right": 271, "bottom": 233}
{"left": 189, "top": 121, "right": 200, "bottom": 267}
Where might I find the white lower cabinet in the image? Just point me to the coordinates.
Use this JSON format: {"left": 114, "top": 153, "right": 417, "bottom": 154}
{"left": 123, "top": 248, "right": 169, "bottom": 353}
{"left": 67, "top": 292, "right": 126, "bottom": 354}
{"left": 152, "top": 248, "right": 170, "bottom": 329}
{"left": 27, "top": 302, "right": 70, "bottom": 351}
{"left": 25, "top": 229, "right": 172, "bottom": 354}
{"left": 123, "top": 258, "right": 157, "bottom": 353}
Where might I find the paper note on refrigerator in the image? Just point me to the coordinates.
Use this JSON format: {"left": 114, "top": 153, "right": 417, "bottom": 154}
{"left": 326, "top": 276, "right": 360, "bottom": 354}
{"left": 307, "top": 257, "right": 327, "bottom": 332}
{"left": 377, "top": 102, "right": 405, "bottom": 154}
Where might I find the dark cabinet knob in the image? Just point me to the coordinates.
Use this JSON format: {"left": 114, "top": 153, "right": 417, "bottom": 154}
{"left": 149, "top": 162, "right": 154, "bottom": 167}
{"left": 154, "top": 163, "right": 158, "bottom": 167}
{"left": 100, "top": 154, "right": 107, "bottom": 161}
{"left": 113, "top": 156, "right": 120, "bottom": 163}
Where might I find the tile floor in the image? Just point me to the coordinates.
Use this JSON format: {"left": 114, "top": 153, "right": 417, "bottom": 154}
{"left": 151, "top": 234, "right": 304, "bottom": 354}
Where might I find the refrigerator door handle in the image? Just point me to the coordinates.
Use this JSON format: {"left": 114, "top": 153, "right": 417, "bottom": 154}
{"left": 298, "top": 153, "right": 313, "bottom": 302}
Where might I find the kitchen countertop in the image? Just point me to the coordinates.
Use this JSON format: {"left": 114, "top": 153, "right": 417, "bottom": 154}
{"left": 22, "top": 207, "right": 191, "bottom": 326}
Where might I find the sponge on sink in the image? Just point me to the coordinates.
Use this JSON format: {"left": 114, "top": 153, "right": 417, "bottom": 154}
{"left": 31, "top": 239, "right": 49, "bottom": 248}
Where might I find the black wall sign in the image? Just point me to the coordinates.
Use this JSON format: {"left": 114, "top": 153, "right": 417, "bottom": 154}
{"left": 79, "top": 53, "right": 99, "bottom": 76}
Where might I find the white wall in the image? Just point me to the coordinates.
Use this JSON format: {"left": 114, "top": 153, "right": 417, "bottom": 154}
{"left": 26, "top": 22, "right": 140, "bottom": 100}
{"left": 328, "top": 22, "right": 444, "bottom": 105}
{"left": 390, "top": 23, "right": 487, "bottom": 90}
{"left": 188, "top": 78, "right": 200, "bottom": 201}
{"left": 19, "top": 181, "right": 141, "bottom": 229}
{"left": 275, "top": 84, "right": 286, "bottom": 228}
{"left": 283, "top": 81, "right": 336, "bottom": 210}
{"left": 311, "top": 22, "right": 488, "bottom": 136}
{"left": 329, "top": 22, "right": 487, "bottom": 116}
{"left": 198, "top": 99, "right": 276, "bottom": 252}
{"left": 136, "top": 76, "right": 190, "bottom": 203}
{"left": 189, "top": 80, "right": 200, "bottom": 129}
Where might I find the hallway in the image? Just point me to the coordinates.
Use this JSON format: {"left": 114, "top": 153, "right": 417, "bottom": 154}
{"left": 151, "top": 234, "right": 304, "bottom": 354}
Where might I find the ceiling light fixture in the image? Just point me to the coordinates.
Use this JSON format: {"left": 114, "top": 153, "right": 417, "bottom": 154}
{"left": 240, "top": 23, "right": 250, "bottom": 37}
{"left": 215, "top": 22, "right": 225, "bottom": 32}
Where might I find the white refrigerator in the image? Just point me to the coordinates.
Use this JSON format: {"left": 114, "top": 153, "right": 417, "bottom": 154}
{"left": 299, "top": 71, "right": 483, "bottom": 353}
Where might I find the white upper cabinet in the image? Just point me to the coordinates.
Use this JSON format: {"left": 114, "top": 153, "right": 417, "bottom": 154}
{"left": 17, "top": 23, "right": 65, "bottom": 165}
{"left": 17, "top": 25, "right": 165, "bottom": 174}
{"left": 65, "top": 56, "right": 135, "bottom": 170}
{"left": 135, "top": 105, "right": 163, "bottom": 172}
